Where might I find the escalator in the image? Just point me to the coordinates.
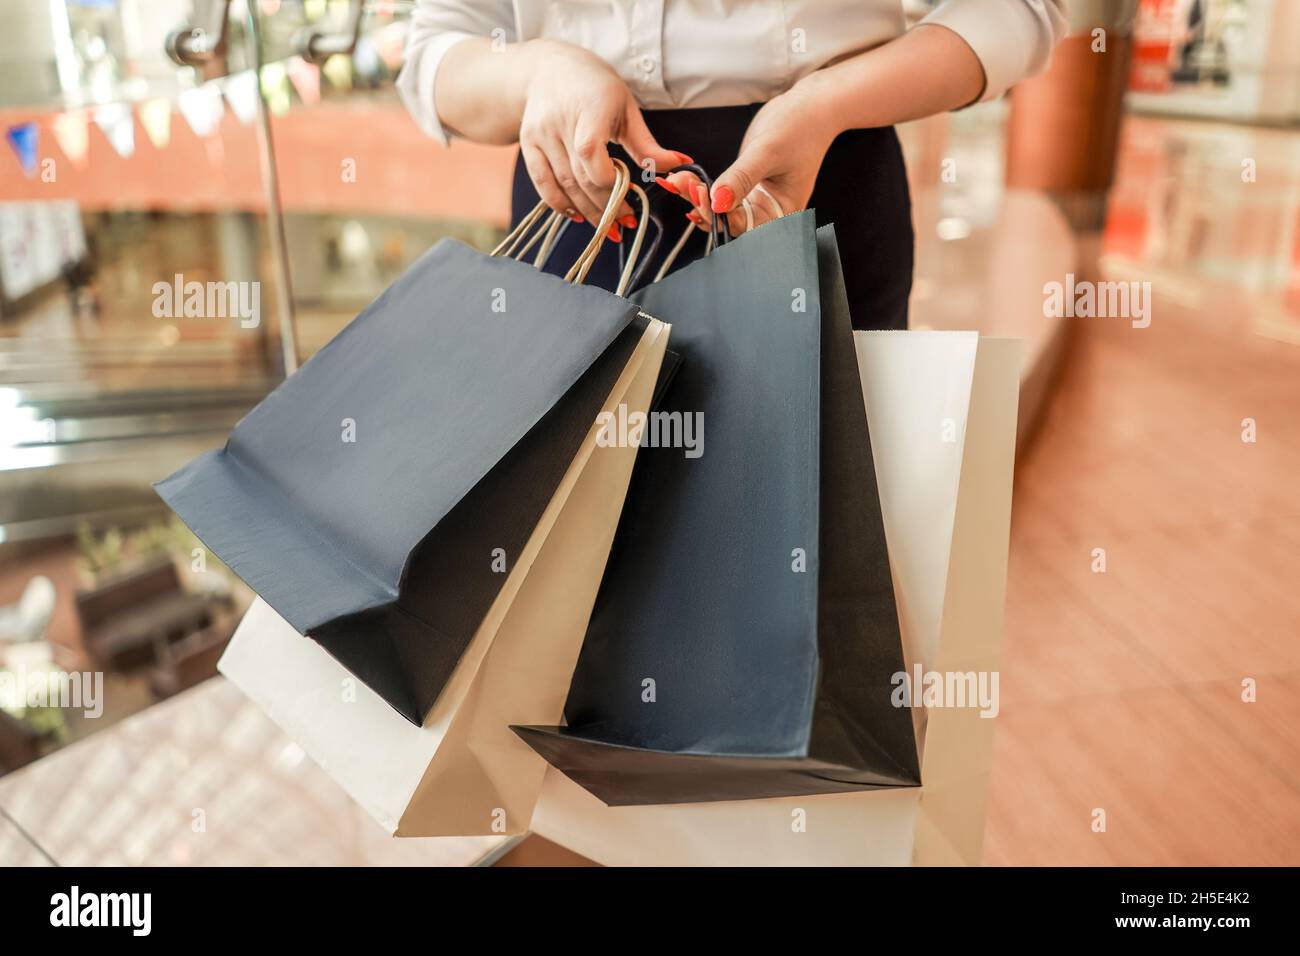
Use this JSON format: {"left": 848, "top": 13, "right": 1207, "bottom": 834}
{"left": 0, "top": 333, "right": 276, "bottom": 542}
{"left": 0, "top": 0, "right": 416, "bottom": 547}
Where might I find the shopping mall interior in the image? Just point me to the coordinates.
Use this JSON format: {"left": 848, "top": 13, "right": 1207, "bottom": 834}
{"left": 0, "top": 0, "right": 1297, "bottom": 866}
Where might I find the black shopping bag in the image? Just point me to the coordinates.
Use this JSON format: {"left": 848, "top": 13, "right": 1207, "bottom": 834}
{"left": 515, "top": 217, "right": 920, "bottom": 804}
{"left": 157, "top": 229, "right": 663, "bottom": 727}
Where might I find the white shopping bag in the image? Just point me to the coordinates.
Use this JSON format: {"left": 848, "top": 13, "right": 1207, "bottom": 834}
{"left": 217, "top": 320, "right": 670, "bottom": 837}
{"left": 527, "top": 331, "right": 1021, "bottom": 865}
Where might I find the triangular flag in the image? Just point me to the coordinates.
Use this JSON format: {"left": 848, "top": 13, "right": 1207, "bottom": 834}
{"left": 138, "top": 98, "right": 172, "bottom": 150}
{"left": 352, "top": 36, "right": 381, "bottom": 80}
{"left": 178, "top": 83, "right": 224, "bottom": 139}
{"left": 286, "top": 56, "right": 320, "bottom": 106}
{"left": 372, "top": 24, "right": 406, "bottom": 68}
{"left": 321, "top": 54, "right": 353, "bottom": 92}
{"left": 51, "top": 111, "right": 89, "bottom": 169}
{"left": 260, "top": 62, "right": 292, "bottom": 117}
{"left": 5, "top": 122, "right": 39, "bottom": 177}
{"left": 93, "top": 102, "right": 135, "bottom": 159}
{"left": 222, "top": 70, "right": 260, "bottom": 125}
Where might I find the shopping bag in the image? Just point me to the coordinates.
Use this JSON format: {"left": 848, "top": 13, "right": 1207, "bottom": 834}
{"left": 515, "top": 218, "right": 919, "bottom": 804}
{"left": 209, "top": 169, "right": 674, "bottom": 837}
{"left": 158, "top": 164, "right": 665, "bottom": 728}
{"left": 527, "top": 327, "right": 1021, "bottom": 863}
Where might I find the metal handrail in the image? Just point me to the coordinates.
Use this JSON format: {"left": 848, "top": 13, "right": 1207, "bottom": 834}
{"left": 161, "top": 0, "right": 302, "bottom": 377}
{"left": 164, "top": 0, "right": 234, "bottom": 67}
{"left": 296, "top": 0, "right": 366, "bottom": 65}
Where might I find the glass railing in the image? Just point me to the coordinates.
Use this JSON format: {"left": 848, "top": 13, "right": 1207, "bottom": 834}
{"left": 0, "top": 0, "right": 521, "bottom": 769}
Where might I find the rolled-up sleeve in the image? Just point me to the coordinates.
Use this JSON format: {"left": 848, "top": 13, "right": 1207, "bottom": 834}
{"left": 921, "top": 0, "right": 1069, "bottom": 103}
{"left": 397, "top": 0, "right": 516, "bottom": 145}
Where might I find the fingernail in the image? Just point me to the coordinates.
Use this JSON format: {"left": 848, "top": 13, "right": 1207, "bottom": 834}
{"left": 673, "top": 152, "right": 694, "bottom": 165}
{"left": 655, "top": 176, "right": 678, "bottom": 195}
{"left": 619, "top": 214, "right": 637, "bottom": 229}
{"left": 571, "top": 213, "right": 584, "bottom": 223}
{"left": 711, "top": 186, "right": 734, "bottom": 214}
{"left": 608, "top": 225, "right": 622, "bottom": 242}
{"left": 686, "top": 212, "right": 702, "bottom": 224}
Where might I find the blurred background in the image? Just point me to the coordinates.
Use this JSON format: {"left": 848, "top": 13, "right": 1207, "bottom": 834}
{"left": 0, "top": 0, "right": 1296, "bottom": 865}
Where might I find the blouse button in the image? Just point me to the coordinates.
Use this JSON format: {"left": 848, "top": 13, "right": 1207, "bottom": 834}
{"left": 639, "top": 55, "right": 656, "bottom": 75}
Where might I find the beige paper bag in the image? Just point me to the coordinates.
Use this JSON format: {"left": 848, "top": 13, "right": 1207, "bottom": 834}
{"left": 528, "top": 331, "right": 1021, "bottom": 865}
{"left": 218, "top": 319, "right": 671, "bottom": 837}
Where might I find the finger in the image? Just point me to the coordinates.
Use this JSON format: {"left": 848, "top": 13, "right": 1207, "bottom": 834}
{"left": 569, "top": 109, "right": 628, "bottom": 224}
{"left": 521, "top": 144, "right": 585, "bottom": 223}
{"left": 571, "top": 149, "right": 631, "bottom": 229}
{"left": 656, "top": 170, "right": 691, "bottom": 199}
{"left": 676, "top": 186, "right": 720, "bottom": 234}
{"left": 711, "top": 143, "right": 774, "bottom": 215}
{"left": 694, "top": 205, "right": 749, "bottom": 237}
{"left": 570, "top": 145, "right": 636, "bottom": 228}
{"left": 723, "top": 197, "right": 769, "bottom": 237}
{"left": 618, "top": 103, "right": 690, "bottom": 183}
{"left": 662, "top": 171, "right": 707, "bottom": 214}
{"left": 540, "top": 137, "right": 606, "bottom": 228}
{"left": 687, "top": 191, "right": 777, "bottom": 238}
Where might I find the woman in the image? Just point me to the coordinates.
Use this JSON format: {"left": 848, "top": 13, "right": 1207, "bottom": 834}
{"left": 399, "top": 1, "right": 1067, "bottom": 329}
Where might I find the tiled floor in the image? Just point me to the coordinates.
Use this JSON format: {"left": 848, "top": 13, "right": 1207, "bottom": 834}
{"left": 2, "top": 111, "right": 1297, "bottom": 866}
{"left": 0, "top": 679, "right": 505, "bottom": 866}
{"left": 0, "top": 810, "right": 52, "bottom": 866}
{"left": 982, "top": 114, "right": 1300, "bottom": 865}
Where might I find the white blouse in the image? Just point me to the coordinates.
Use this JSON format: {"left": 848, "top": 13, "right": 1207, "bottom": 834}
{"left": 399, "top": 1, "right": 1069, "bottom": 145}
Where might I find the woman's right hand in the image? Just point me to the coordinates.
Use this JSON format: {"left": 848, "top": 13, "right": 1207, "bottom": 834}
{"left": 518, "top": 41, "right": 688, "bottom": 239}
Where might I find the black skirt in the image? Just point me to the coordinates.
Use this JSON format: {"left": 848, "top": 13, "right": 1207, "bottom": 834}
{"left": 509, "top": 103, "right": 913, "bottom": 330}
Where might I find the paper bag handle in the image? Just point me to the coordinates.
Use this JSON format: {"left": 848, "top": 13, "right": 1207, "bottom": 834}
{"left": 640, "top": 163, "right": 733, "bottom": 286}
{"left": 489, "top": 159, "right": 652, "bottom": 294}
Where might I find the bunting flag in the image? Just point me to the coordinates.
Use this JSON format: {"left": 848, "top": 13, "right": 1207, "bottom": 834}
{"left": 286, "top": 56, "right": 320, "bottom": 106}
{"left": 352, "top": 36, "right": 381, "bottom": 80}
{"left": 15, "top": 58, "right": 321, "bottom": 176}
{"left": 371, "top": 23, "right": 407, "bottom": 69}
{"left": 178, "top": 83, "right": 224, "bottom": 138}
{"left": 259, "top": 61, "right": 292, "bottom": 117}
{"left": 93, "top": 102, "right": 135, "bottom": 159}
{"left": 222, "top": 70, "right": 261, "bottom": 125}
{"left": 51, "top": 110, "right": 89, "bottom": 169}
{"left": 321, "top": 53, "right": 353, "bottom": 92}
{"left": 138, "top": 97, "right": 173, "bottom": 150}
{"left": 5, "top": 122, "right": 39, "bottom": 177}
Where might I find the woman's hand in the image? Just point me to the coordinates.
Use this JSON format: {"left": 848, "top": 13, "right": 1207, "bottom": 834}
{"left": 658, "top": 23, "right": 988, "bottom": 234}
{"left": 661, "top": 77, "right": 842, "bottom": 235}
{"left": 518, "top": 42, "right": 688, "bottom": 238}
{"left": 429, "top": 22, "right": 987, "bottom": 239}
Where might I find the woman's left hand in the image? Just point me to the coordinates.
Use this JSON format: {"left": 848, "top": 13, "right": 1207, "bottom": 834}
{"left": 659, "top": 77, "right": 842, "bottom": 235}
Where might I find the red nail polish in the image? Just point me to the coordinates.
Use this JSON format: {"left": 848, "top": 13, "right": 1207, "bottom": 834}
{"left": 608, "top": 225, "right": 622, "bottom": 242}
{"left": 620, "top": 214, "right": 637, "bottom": 228}
{"left": 571, "top": 213, "right": 584, "bottom": 223}
{"left": 655, "top": 176, "right": 678, "bottom": 195}
{"left": 711, "top": 186, "right": 734, "bottom": 214}
{"left": 673, "top": 152, "right": 694, "bottom": 165}
{"left": 686, "top": 212, "right": 701, "bottom": 224}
